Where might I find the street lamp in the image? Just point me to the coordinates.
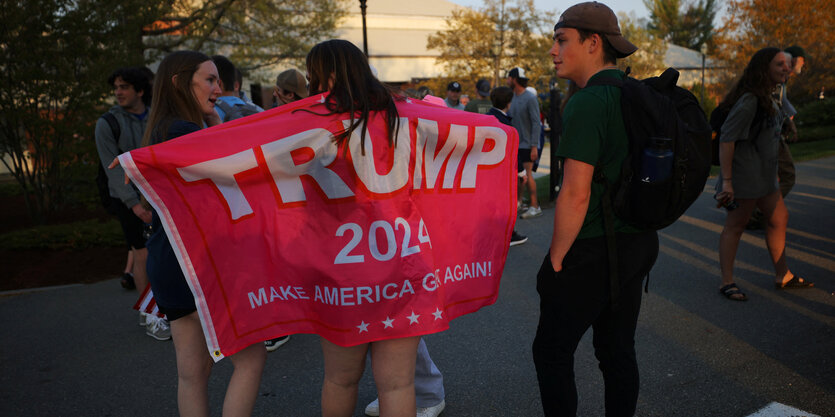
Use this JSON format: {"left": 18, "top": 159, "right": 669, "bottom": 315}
{"left": 491, "top": 37, "right": 502, "bottom": 88}
{"left": 359, "top": 0, "right": 368, "bottom": 56}
{"left": 700, "top": 43, "right": 708, "bottom": 105}
{"left": 492, "top": 0, "right": 505, "bottom": 88}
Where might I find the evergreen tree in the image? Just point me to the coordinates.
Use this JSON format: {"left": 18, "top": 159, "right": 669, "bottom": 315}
{"left": 645, "top": 0, "right": 717, "bottom": 50}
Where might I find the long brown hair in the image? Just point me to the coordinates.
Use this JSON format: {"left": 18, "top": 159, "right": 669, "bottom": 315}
{"left": 303, "top": 39, "right": 401, "bottom": 149}
{"left": 717, "top": 47, "right": 782, "bottom": 117}
{"left": 142, "top": 51, "right": 212, "bottom": 146}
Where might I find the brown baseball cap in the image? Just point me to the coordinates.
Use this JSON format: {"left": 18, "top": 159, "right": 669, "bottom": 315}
{"left": 276, "top": 69, "right": 309, "bottom": 99}
{"left": 554, "top": 2, "right": 637, "bottom": 58}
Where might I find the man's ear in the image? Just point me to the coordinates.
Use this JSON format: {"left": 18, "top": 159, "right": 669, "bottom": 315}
{"left": 587, "top": 33, "right": 601, "bottom": 54}
{"left": 172, "top": 74, "right": 179, "bottom": 85}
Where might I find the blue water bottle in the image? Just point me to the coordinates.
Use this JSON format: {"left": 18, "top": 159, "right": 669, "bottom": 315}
{"left": 640, "top": 137, "right": 673, "bottom": 183}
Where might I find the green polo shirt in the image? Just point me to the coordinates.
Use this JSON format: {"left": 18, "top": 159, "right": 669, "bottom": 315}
{"left": 556, "top": 69, "right": 642, "bottom": 239}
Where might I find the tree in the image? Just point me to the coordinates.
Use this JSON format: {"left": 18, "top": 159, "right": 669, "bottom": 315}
{"left": 645, "top": 0, "right": 717, "bottom": 51}
{"left": 0, "top": 0, "right": 347, "bottom": 223}
{"left": 0, "top": 0, "right": 147, "bottom": 222}
{"left": 426, "top": 0, "right": 557, "bottom": 93}
{"left": 142, "top": 0, "right": 348, "bottom": 75}
{"left": 712, "top": 0, "right": 834, "bottom": 103}
{"left": 617, "top": 12, "right": 669, "bottom": 79}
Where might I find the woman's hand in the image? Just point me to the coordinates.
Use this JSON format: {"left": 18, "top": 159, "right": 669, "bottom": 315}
{"left": 716, "top": 179, "right": 734, "bottom": 207}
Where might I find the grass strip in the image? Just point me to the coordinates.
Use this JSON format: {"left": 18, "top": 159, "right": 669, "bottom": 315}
{"left": 0, "top": 218, "right": 124, "bottom": 250}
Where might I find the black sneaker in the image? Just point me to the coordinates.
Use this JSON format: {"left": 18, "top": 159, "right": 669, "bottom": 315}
{"left": 510, "top": 231, "right": 528, "bottom": 247}
{"left": 265, "top": 335, "right": 290, "bottom": 352}
{"left": 120, "top": 273, "right": 136, "bottom": 290}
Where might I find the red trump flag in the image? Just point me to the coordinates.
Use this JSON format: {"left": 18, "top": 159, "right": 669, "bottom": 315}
{"left": 120, "top": 94, "right": 518, "bottom": 360}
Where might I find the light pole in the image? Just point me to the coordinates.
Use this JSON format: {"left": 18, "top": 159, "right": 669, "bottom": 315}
{"left": 360, "top": 0, "right": 368, "bottom": 56}
{"left": 700, "top": 43, "right": 708, "bottom": 105}
{"left": 492, "top": 0, "right": 505, "bottom": 88}
{"left": 491, "top": 38, "right": 501, "bottom": 88}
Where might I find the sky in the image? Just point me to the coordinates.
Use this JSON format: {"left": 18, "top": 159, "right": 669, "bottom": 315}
{"left": 448, "top": 0, "right": 652, "bottom": 19}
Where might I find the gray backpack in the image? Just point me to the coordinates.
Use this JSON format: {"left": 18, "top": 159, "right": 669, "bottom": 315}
{"left": 216, "top": 100, "right": 261, "bottom": 122}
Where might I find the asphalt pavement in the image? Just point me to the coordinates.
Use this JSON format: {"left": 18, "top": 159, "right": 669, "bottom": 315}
{"left": 2, "top": 157, "right": 833, "bottom": 416}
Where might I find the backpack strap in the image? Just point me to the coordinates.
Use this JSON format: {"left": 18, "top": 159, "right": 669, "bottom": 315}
{"left": 584, "top": 76, "right": 623, "bottom": 89}
{"left": 97, "top": 112, "right": 123, "bottom": 210}
{"left": 587, "top": 75, "right": 626, "bottom": 310}
{"left": 592, "top": 167, "right": 621, "bottom": 310}
{"left": 101, "top": 112, "right": 122, "bottom": 151}
{"left": 215, "top": 100, "right": 235, "bottom": 122}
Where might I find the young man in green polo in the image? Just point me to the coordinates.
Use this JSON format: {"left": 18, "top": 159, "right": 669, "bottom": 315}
{"left": 531, "top": 2, "right": 659, "bottom": 416}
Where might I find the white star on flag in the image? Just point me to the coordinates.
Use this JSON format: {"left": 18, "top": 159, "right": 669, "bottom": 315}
{"left": 406, "top": 98, "right": 413, "bottom": 104}
{"left": 356, "top": 321, "right": 369, "bottom": 333}
{"left": 318, "top": 95, "right": 326, "bottom": 103}
{"left": 407, "top": 311, "right": 420, "bottom": 324}
{"left": 382, "top": 317, "right": 395, "bottom": 328}
{"left": 432, "top": 308, "right": 443, "bottom": 320}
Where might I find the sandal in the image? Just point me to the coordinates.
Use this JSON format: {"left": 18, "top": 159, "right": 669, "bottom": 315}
{"left": 720, "top": 283, "right": 748, "bottom": 301}
{"left": 775, "top": 275, "right": 814, "bottom": 289}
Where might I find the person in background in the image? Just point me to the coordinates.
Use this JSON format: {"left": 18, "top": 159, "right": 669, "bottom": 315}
{"left": 444, "top": 81, "right": 465, "bottom": 110}
{"left": 417, "top": 86, "right": 434, "bottom": 100}
{"left": 273, "top": 68, "right": 309, "bottom": 107}
{"left": 94, "top": 67, "right": 170, "bottom": 340}
{"left": 747, "top": 45, "right": 808, "bottom": 230}
{"left": 715, "top": 47, "right": 813, "bottom": 301}
{"left": 464, "top": 79, "right": 493, "bottom": 114}
{"left": 507, "top": 67, "right": 543, "bottom": 219}
{"left": 487, "top": 85, "right": 528, "bottom": 247}
{"left": 210, "top": 55, "right": 263, "bottom": 122}
{"left": 261, "top": 67, "right": 309, "bottom": 353}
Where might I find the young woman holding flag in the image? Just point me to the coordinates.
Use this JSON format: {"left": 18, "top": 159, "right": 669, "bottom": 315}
{"left": 139, "top": 50, "right": 267, "bottom": 417}
{"left": 303, "top": 39, "right": 420, "bottom": 417}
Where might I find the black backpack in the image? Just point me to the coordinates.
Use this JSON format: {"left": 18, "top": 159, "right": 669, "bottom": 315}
{"left": 585, "top": 68, "right": 712, "bottom": 306}
{"left": 215, "top": 100, "right": 261, "bottom": 122}
{"left": 708, "top": 104, "right": 765, "bottom": 166}
{"left": 96, "top": 112, "right": 121, "bottom": 214}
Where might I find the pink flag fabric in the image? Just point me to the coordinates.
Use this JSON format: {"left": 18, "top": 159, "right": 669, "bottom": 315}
{"left": 120, "top": 94, "right": 518, "bottom": 360}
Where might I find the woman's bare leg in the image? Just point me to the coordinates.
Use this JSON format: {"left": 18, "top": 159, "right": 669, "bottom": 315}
{"left": 757, "top": 191, "right": 795, "bottom": 283}
{"left": 320, "top": 338, "right": 368, "bottom": 417}
{"left": 222, "top": 342, "right": 266, "bottom": 417}
{"left": 371, "top": 336, "right": 420, "bottom": 417}
{"left": 719, "top": 199, "right": 757, "bottom": 294}
{"left": 170, "top": 312, "right": 213, "bottom": 417}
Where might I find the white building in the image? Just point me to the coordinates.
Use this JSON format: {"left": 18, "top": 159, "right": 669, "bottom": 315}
{"left": 663, "top": 43, "right": 720, "bottom": 87}
{"left": 336, "top": 0, "right": 462, "bottom": 83}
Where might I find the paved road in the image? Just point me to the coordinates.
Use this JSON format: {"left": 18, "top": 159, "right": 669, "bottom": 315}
{"left": 2, "top": 157, "right": 833, "bottom": 416}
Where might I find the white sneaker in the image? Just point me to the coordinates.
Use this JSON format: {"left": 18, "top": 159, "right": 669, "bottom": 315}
{"left": 139, "top": 312, "right": 148, "bottom": 327}
{"left": 365, "top": 398, "right": 445, "bottom": 417}
{"left": 364, "top": 398, "right": 380, "bottom": 416}
{"left": 417, "top": 400, "right": 446, "bottom": 417}
{"left": 145, "top": 316, "right": 172, "bottom": 341}
{"left": 520, "top": 206, "right": 542, "bottom": 219}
